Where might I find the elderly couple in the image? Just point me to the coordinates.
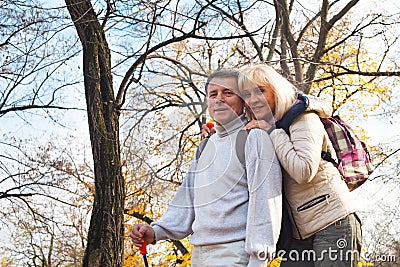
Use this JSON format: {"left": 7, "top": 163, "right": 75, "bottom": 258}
{"left": 130, "top": 64, "right": 362, "bottom": 267}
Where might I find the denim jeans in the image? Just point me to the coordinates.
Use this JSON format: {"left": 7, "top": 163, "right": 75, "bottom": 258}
{"left": 191, "top": 240, "right": 249, "bottom": 267}
{"left": 280, "top": 213, "right": 362, "bottom": 267}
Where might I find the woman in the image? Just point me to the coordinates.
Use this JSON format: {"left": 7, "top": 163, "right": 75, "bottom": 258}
{"left": 241, "top": 64, "right": 362, "bottom": 267}
{"left": 204, "top": 64, "right": 362, "bottom": 267}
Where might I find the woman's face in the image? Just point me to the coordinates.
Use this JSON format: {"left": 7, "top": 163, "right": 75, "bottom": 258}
{"left": 241, "top": 83, "right": 276, "bottom": 121}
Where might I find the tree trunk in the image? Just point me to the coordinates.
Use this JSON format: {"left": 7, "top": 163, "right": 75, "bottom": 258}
{"left": 65, "top": 1, "right": 124, "bottom": 266}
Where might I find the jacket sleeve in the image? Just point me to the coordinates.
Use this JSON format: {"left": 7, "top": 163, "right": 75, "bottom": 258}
{"left": 244, "top": 129, "right": 282, "bottom": 266}
{"left": 270, "top": 112, "right": 325, "bottom": 184}
{"left": 151, "top": 160, "right": 196, "bottom": 241}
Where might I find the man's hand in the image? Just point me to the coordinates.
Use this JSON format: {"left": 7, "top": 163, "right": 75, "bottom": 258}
{"left": 201, "top": 123, "right": 216, "bottom": 139}
{"left": 130, "top": 224, "right": 155, "bottom": 247}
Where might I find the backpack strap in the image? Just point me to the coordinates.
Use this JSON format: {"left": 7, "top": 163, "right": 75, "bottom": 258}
{"left": 235, "top": 129, "right": 250, "bottom": 166}
{"left": 321, "top": 151, "right": 339, "bottom": 168}
{"left": 196, "top": 129, "right": 249, "bottom": 165}
{"left": 195, "top": 136, "right": 210, "bottom": 161}
{"left": 275, "top": 93, "right": 309, "bottom": 135}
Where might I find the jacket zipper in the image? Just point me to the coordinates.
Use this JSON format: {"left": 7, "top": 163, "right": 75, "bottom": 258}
{"left": 297, "top": 194, "right": 330, "bottom": 212}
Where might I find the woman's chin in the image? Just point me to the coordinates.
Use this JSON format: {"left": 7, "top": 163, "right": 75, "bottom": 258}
{"left": 255, "top": 114, "right": 274, "bottom": 124}
{"left": 253, "top": 112, "right": 266, "bottom": 120}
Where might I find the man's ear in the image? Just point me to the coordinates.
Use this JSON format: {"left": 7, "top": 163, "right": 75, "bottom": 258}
{"left": 244, "top": 108, "right": 252, "bottom": 120}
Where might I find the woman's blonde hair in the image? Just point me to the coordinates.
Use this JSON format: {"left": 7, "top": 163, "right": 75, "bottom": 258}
{"left": 238, "top": 64, "right": 297, "bottom": 120}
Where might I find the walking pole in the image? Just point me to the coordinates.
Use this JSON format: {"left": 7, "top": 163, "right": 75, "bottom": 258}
{"left": 140, "top": 240, "right": 149, "bottom": 267}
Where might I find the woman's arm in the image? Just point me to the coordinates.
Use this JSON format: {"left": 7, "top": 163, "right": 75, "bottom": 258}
{"left": 269, "top": 113, "right": 324, "bottom": 184}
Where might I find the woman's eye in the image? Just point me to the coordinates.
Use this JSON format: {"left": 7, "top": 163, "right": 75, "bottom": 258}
{"left": 241, "top": 91, "right": 250, "bottom": 98}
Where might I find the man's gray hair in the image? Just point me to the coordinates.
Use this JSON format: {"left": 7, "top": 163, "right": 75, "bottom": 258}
{"left": 205, "top": 69, "right": 239, "bottom": 93}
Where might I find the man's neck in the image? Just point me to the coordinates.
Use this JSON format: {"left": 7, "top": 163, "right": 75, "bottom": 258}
{"left": 214, "top": 114, "right": 247, "bottom": 138}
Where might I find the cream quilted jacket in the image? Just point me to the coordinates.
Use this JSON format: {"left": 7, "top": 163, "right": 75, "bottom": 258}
{"left": 269, "top": 95, "right": 357, "bottom": 239}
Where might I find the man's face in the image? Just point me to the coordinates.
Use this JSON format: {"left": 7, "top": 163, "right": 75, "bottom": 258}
{"left": 207, "top": 77, "right": 244, "bottom": 125}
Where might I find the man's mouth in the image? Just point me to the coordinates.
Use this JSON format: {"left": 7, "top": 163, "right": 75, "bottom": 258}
{"left": 213, "top": 108, "right": 228, "bottom": 112}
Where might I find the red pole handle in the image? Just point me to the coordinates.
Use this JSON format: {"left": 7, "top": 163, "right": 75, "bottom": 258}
{"left": 140, "top": 240, "right": 147, "bottom": 255}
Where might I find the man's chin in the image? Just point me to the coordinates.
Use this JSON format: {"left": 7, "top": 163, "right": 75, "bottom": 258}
{"left": 212, "top": 116, "right": 237, "bottom": 125}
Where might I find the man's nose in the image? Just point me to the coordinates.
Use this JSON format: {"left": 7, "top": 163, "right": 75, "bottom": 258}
{"left": 215, "top": 92, "right": 225, "bottom": 102}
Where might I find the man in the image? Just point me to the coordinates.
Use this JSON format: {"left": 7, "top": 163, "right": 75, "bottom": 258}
{"left": 130, "top": 69, "right": 282, "bottom": 266}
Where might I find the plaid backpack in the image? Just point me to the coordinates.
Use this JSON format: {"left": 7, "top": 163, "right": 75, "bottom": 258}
{"left": 320, "top": 116, "right": 374, "bottom": 191}
{"left": 276, "top": 93, "right": 374, "bottom": 191}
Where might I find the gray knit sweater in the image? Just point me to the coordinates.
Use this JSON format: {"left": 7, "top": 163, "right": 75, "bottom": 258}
{"left": 151, "top": 115, "right": 282, "bottom": 266}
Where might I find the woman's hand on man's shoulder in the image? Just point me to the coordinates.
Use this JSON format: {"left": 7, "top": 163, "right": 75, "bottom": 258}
{"left": 243, "top": 120, "right": 273, "bottom": 131}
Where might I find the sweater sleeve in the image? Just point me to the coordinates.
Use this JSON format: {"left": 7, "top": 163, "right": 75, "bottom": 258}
{"left": 244, "top": 129, "right": 282, "bottom": 266}
{"left": 270, "top": 112, "right": 324, "bottom": 184}
{"left": 151, "top": 160, "right": 196, "bottom": 242}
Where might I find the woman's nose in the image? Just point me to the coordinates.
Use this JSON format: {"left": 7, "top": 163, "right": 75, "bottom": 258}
{"left": 248, "top": 93, "right": 260, "bottom": 105}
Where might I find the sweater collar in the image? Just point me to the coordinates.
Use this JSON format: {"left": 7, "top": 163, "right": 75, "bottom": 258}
{"left": 214, "top": 114, "right": 247, "bottom": 138}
